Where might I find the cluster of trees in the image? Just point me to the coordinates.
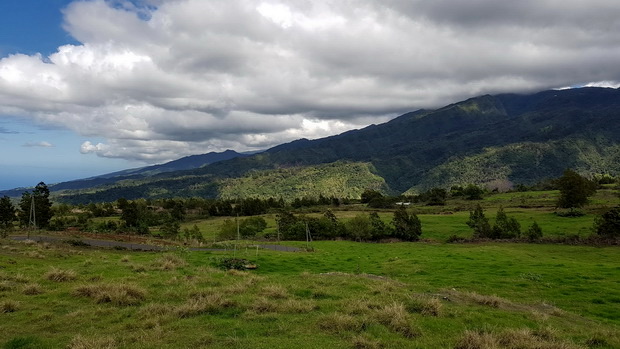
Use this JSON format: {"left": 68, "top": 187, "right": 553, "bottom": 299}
{"left": 467, "top": 205, "right": 542, "bottom": 241}
{"left": 0, "top": 182, "right": 53, "bottom": 236}
{"left": 360, "top": 184, "right": 486, "bottom": 209}
{"left": 273, "top": 207, "right": 422, "bottom": 242}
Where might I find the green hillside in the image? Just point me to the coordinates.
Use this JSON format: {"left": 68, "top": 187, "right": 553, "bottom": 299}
{"left": 22, "top": 87, "right": 620, "bottom": 203}
{"left": 218, "top": 162, "right": 388, "bottom": 200}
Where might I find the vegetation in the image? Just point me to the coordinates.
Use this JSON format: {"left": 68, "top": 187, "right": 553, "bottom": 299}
{"left": 555, "top": 169, "right": 598, "bottom": 208}
{"left": 0, "top": 236, "right": 618, "bottom": 348}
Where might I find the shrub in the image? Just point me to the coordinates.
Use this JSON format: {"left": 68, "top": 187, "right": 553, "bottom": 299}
{"left": 594, "top": 207, "right": 620, "bottom": 238}
{"left": 555, "top": 208, "right": 585, "bottom": 217}
{"left": 216, "top": 258, "right": 253, "bottom": 270}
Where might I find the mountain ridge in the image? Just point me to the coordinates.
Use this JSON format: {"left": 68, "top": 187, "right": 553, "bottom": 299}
{"left": 3, "top": 87, "right": 619, "bottom": 202}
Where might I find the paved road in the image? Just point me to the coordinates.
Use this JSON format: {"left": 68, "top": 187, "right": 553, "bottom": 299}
{"left": 9, "top": 235, "right": 300, "bottom": 252}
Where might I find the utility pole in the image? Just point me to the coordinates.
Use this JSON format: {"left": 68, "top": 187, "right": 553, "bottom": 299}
{"left": 28, "top": 195, "right": 36, "bottom": 240}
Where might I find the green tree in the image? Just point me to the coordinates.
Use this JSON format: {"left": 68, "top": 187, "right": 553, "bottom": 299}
{"left": 361, "top": 189, "right": 383, "bottom": 204}
{"left": 239, "top": 216, "right": 268, "bottom": 238}
{"left": 467, "top": 204, "right": 491, "bottom": 238}
{"left": 369, "top": 212, "right": 389, "bottom": 240}
{"left": 18, "top": 182, "right": 53, "bottom": 228}
{"left": 491, "top": 206, "right": 521, "bottom": 239}
{"left": 525, "top": 221, "right": 543, "bottom": 241}
{"left": 593, "top": 207, "right": 620, "bottom": 238}
{"left": 183, "top": 224, "right": 204, "bottom": 243}
{"left": 463, "top": 184, "right": 484, "bottom": 200}
{"left": 160, "top": 216, "right": 181, "bottom": 239}
{"left": 425, "top": 188, "right": 447, "bottom": 206}
{"left": 556, "top": 169, "right": 597, "bottom": 208}
{"left": 345, "top": 214, "right": 372, "bottom": 241}
{"left": 0, "top": 196, "right": 16, "bottom": 235}
{"left": 391, "top": 207, "right": 422, "bottom": 241}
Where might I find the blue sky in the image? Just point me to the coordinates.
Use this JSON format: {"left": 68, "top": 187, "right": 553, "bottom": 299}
{"left": 0, "top": 0, "right": 139, "bottom": 190}
{"left": 1, "top": 0, "right": 619, "bottom": 191}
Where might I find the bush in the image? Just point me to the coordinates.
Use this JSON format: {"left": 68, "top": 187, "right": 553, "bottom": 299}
{"left": 216, "top": 258, "right": 253, "bottom": 270}
{"left": 555, "top": 208, "right": 585, "bottom": 217}
{"left": 594, "top": 207, "right": 620, "bottom": 238}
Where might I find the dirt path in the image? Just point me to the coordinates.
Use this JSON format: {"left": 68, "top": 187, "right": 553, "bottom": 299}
{"left": 9, "top": 235, "right": 300, "bottom": 252}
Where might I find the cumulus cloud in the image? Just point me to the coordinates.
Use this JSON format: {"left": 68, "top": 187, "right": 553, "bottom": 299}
{"left": 23, "top": 141, "right": 54, "bottom": 148}
{"left": 1, "top": 0, "right": 620, "bottom": 162}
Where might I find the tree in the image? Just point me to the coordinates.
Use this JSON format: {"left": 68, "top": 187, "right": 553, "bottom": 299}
{"left": 361, "top": 189, "right": 383, "bottom": 204}
{"left": 556, "top": 169, "right": 597, "bottom": 208}
{"left": 239, "top": 216, "right": 268, "bottom": 238}
{"left": 391, "top": 207, "right": 422, "bottom": 241}
{"left": 345, "top": 214, "right": 373, "bottom": 241}
{"left": 0, "top": 196, "right": 16, "bottom": 235}
{"left": 463, "top": 184, "right": 484, "bottom": 200}
{"left": 593, "top": 207, "right": 620, "bottom": 238}
{"left": 491, "top": 206, "right": 521, "bottom": 239}
{"left": 467, "top": 204, "right": 491, "bottom": 238}
{"left": 525, "top": 221, "right": 543, "bottom": 241}
{"left": 425, "top": 188, "right": 447, "bottom": 206}
{"left": 369, "top": 212, "right": 389, "bottom": 240}
{"left": 18, "top": 182, "right": 53, "bottom": 229}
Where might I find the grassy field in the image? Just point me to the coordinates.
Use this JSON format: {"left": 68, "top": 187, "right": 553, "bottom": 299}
{"left": 1, "top": 237, "right": 619, "bottom": 348}
{"left": 2, "top": 187, "right": 618, "bottom": 348}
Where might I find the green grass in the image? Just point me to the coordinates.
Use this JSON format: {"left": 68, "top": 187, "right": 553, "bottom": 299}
{"left": 1, "top": 237, "right": 618, "bottom": 348}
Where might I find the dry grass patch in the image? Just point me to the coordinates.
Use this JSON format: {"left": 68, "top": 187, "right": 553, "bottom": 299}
{"left": 68, "top": 334, "right": 117, "bottom": 349}
{"left": 1, "top": 272, "right": 29, "bottom": 283}
{"left": 351, "top": 334, "right": 383, "bottom": 349}
{"left": 73, "top": 283, "right": 146, "bottom": 306}
{"left": 1, "top": 300, "right": 19, "bottom": 313}
{"left": 279, "top": 299, "right": 317, "bottom": 313}
{"left": 318, "top": 313, "right": 367, "bottom": 334}
{"left": 22, "top": 283, "right": 44, "bottom": 295}
{"left": 455, "top": 328, "right": 584, "bottom": 349}
{"left": 373, "top": 302, "right": 418, "bottom": 338}
{"left": 174, "top": 293, "right": 236, "bottom": 318}
{"left": 120, "top": 255, "right": 131, "bottom": 263}
{"left": 405, "top": 295, "right": 442, "bottom": 316}
{"left": 45, "top": 267, "right": 77, "bottom": 282}
{"left": 248, "top": 297, "right": 278, "bottom": 314}
{"left": 346, "top": 298, "right": 383, "bottom": 315}
{"left": 152, "top": 254, "right": 186, "bottom": 270}
{"left": 260, "top": 284, "right": 289, "bottom": 299}
{"left": 0, "top": 280, "right": 15, "bottom": 292}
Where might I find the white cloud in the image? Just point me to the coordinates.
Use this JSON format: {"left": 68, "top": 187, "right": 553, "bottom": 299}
{"left": 1, "top": 0, "right": 619, "bottom": 163}
{"left": 23, "top": 141, "right": 54, "bottom": 148}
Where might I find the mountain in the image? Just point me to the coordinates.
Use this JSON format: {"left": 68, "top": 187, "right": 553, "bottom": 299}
{"left": 0, "top": 149, "right": 247, "bottom": 198}
{"left": 5, "top": 87, "right": 619, "bottom": 203}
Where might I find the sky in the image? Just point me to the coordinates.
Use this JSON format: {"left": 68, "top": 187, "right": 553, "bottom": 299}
{"left": 1, "top": 0, "right": 620, "bottom": 190}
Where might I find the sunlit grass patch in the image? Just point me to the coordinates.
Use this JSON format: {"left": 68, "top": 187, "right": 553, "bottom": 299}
{"left": 67, "top": 334, "right": 117, "bottom": 349}
{"left": 73, "top": 283, "right": 146, "bottom": 306}
{"left": 373, "top": 302, "right": 419, "bottom": 338}
{"left": 1, "top": 299, "right": 19, "bottom": 313}
{"left": 45, "top": 267, "right": 77, "bottom": 282}
{"left": 454, "top": 327, "right": 583, "bottom": 349}
{"left": 22, "top": 283, "right": 44, "bottom": 295}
